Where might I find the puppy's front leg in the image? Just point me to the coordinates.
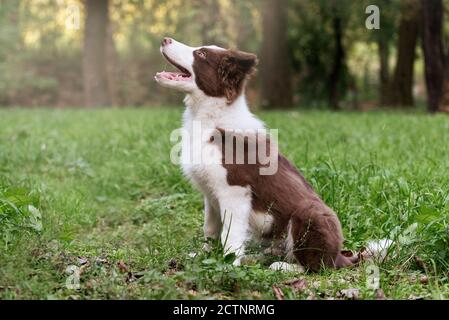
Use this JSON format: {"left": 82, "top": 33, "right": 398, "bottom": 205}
{"left": 203, "top": 196, "right": 221, "bottom": 239}
{"left": 218, "top": 188, "right": 252, "bottom": 266}
{"left": 202, "top": 197, "right": 221, "bottom": 252}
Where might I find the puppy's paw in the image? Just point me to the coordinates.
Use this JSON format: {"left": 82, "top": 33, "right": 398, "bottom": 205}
{"left": 269, "top": 261, "right": 305, "bottom": 273}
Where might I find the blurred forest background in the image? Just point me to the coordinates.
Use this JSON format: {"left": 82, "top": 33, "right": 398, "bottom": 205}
{"left": 0, "top": 0, "right": 448, "bottom": 112}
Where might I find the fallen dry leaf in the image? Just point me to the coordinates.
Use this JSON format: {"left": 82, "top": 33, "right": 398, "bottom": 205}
{"left": 419, "top": 275, "right": 429, "bottom": 285}
{"left": 167, "top": 258, "right": 184, "bottom": 271}
{"left": 187, "top": 289, "right": 197, "bottom": 296}
{"left": 375, "top": 288, "right": 386, "bottom": 300}
{"left": 414, "top": 256, "right": 428, "bottom": 272}
{"left": 284, "top": 279, "right": 308, "bottom": 292}
{"left": 408, "top": 294, "right": 425, "bottom": 300}
{"left": 117, "top": 260, "right": 129, "bottom": 273}
{"left": 184, "top": 280, "right": 197, "bottom": 291}
{"left": 306, "top": 292, "right": 316, "bottom": 300}
{"left": 95, "top": 256, "right": 109, "bottom": 265}
{"left": 164, "top": 268, "right": 178, "bottom": 276}
{"left": 338, "top": 288, "right": 360, "bottom": 300}
{"left": 168, "top": 258, "right": 178, "bottom": 269}
{"left": 272, "top": 285, "right": 285, "bottom": 300}
{"left": 126, "top": 271, "right": 146, "bottom": 283}
{"left": 79, "top": 261, "right": 91, "bottom": 274}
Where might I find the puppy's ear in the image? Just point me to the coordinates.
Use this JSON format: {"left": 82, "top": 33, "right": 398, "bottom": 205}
{"left": 226, "top": 50, "right": 258, "bottom": 75}
{"left": 219, "top": 50, "right": 258, "bottom": 103}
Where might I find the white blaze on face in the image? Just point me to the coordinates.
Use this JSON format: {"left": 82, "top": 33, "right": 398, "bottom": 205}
{"left": 155, "top": 38, "right": 196, "bottom": 92}
{"left": 160, "top": 39, "right": 196, "bottom": 75}
{"left": 155, "top": 38, "right": 227, "bottom": 93}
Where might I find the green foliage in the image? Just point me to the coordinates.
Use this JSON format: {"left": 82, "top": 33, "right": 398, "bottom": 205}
{"left": 0, "top": 0, "right": 263, "bottom": 107}
{"left": 287, "top": 0, "right": 407, "bottom": 107}
{"left": 0, "top": 0, "right": 418, "bottom": 108}
{"left": 0, "top": 181, "right": 42, "bottom": 247}
{"left": 0, "top": 109, "right": 448, "bottom": 299}
{"left": 288, "top": 0, "right": 353, "bottom": 105}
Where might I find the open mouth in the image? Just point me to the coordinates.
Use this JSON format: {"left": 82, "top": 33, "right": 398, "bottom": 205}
{"left": 156, "top": 52, "right": 192, "bottom": 82}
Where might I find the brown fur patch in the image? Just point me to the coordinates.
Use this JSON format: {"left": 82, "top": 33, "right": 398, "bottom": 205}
{"left": 192, "top": 48, "right": 257, "bottom": 103}
{"left": 213, "top": 129, "right": 353, "bottom": 271}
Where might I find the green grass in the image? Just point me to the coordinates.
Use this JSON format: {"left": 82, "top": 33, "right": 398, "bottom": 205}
{"left": 0, "top": 108, "right": 448, "bottom": 300}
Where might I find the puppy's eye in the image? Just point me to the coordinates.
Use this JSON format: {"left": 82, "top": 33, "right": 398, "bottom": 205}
{"left": 197, "top": 51, "right": 206, "bottom": 59}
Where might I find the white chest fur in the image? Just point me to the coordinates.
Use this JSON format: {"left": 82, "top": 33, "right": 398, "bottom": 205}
{"left": 180, "top": 94, "right": 264, "bottom": 195}
{"left": 179, "top": 94, "right": 270, "bottom": 264}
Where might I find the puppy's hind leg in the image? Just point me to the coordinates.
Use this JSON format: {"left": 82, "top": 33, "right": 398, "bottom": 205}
{"left": 335, "top": 253, "right": 359, "bottom": 269}
{"left": 268, "top": 222, "right": 305, "bottom": 273}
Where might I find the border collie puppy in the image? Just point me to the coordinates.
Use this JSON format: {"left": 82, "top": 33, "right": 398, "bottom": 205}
{"left": 155, "top": 37, "right": 357, "bottom": 271}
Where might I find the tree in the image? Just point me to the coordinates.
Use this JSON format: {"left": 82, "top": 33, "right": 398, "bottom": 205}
{"left": 377, "top": 36, "right": 390, "bottom": 106}
{"left": 260, "top": 0, "right": 293, "bottom": 109}
{"left": 83, "top": 0, "right": 111, "bottom": 107}
{"left": 372, "top": 0, "right": 397, "bottom": 106}
{"left": 328, "top": 0, "right": 346, "bottom": 110}
{"left": 195, "top": 0, "right": 222, "bottom": 45}
{"left": 0, "top": 0, "right": 21, "bottom": 52}
{"left": 421, "top": 0, "right": 447, "bottom": 113}
{"left": 106, "top": 18, "right": 119, "bottom": 107}
{"left": 0, "top": 0, "right": 22, "bottom": 105}
{"left": 387, "top": 0, "right": 420, "bottom": 107}
{"left": 441, "top": 56, "right": 449, "bottom": 112}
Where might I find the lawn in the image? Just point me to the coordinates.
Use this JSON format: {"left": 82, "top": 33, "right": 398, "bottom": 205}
{"left": 0, "top": 108, "right": 448, "bottom": 300}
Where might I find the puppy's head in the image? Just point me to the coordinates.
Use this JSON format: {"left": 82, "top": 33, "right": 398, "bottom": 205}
{"left": 155, "top": 37, "right": 257, "bottom": 103}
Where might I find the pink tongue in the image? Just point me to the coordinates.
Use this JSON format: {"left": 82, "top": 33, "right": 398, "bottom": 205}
{"left": 159, "top": 71, "right": 176, "bottom": 79}
{"left": 157, "top": 71, "right": 189, "bottom": 81}
{"left": 157, "top": 71, "right": 176, "bottom": 80}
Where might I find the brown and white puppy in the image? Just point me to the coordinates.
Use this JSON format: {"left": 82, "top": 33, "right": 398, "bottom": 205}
{"left": 155, "top": 37, "right": 357, "bottom": 271}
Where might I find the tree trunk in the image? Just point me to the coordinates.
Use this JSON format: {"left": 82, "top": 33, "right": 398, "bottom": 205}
{"left": 328, "top": 13, "right": 345, "bottom": 110}
{"left": 0, "top": 0, "right": 21, "bottom": 53}
{"left": 378, "top": 36, "right": 390, "bottom": 106}
{"left": 106, "top": 22, "right": 119, "bottom": 106}
{"left": 0, "top": 0, "right": 21, "bottom": 105}
{"left": 387, "top": 0, "right": 420, "bottom": 107}
{"left": 83, "top": 0, "right": 110, "bottom": 107}
{"left": 196, "top": 0, "right": 222, "bottom": 45}
{"left": 260, "top": 0, "right": 293, "bottom": 109}
{"left": 441, "top": 56, "right": 449, "bottom": 111}
{"left": 421, "top": 0, "right": 444, "bottom": 113}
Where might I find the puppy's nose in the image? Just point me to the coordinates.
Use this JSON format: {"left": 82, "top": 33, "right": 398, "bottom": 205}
{"left": 161, "top": 37, "right": 173, "bottom": 46}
